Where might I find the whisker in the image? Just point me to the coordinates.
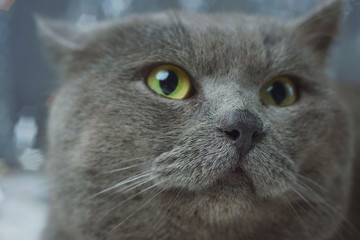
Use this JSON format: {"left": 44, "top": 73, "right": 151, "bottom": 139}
{"left": 288, "top": 184, "right": 317, "bottom": 210}
{"left": 117, "top": 156, "right": 152, "bottom": 164}
{"left": 105, "top": 162, "right": 150, "bottom": 174}
{"left": 103, "top": 188, "right": 166, "bottom": 240}
{"left": 152, "top": 186, "right": 185, "bottom": 231}
{"left": 98, "top": 180, "right": 165, "bottom": 223}
{"left": 294, "top": 180, "right": 360, "bottom": 238}
{"left": 290, "top": 176, "right": 357, "bottom": 239}
{"left": 91, "top": 172, "right": 152, "bottom": 198}
{"left": 282, "top": 195, "right": 314, "bottom": 240}
{"left": 115, "top": 177, "right": 157, "bottom": 194}
{"left": 290, "top": 182, "right": 341, "bottom": 237}
{"left": 295, "top": 181, "right": 342, "bottom": 220}
{"left": 297, "top": 174, "right": 327, "bottom": 192}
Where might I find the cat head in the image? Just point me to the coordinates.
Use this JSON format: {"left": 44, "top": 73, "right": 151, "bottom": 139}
{"left": 40, "top": 0, "right": 352, "bottom": 231}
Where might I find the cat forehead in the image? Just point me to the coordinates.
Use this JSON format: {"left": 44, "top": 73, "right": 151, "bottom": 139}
{"left": 94, "top": 12, "right": 292, "bottom": 77}
{"left": 107, "top": 12, "right": 284, "bottom": 47}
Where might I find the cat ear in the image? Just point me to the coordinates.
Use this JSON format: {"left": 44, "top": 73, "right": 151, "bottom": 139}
{"left": 36, "top": 16, "right": 85, "bottom": 63}
{"left": 290, "top": 0, "right": 342, "bottom": 60}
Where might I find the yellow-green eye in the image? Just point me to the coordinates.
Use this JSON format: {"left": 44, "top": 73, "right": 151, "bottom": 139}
{"left": 147, "top": 65, "right": 191, "bottom": 99}
{"left": 260, "top": 77, "right": 297, "bottom": 107}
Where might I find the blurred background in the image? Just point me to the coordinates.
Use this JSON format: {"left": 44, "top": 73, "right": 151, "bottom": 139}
{"left": 0, "top": 0, "right": 359, "bottom": 239}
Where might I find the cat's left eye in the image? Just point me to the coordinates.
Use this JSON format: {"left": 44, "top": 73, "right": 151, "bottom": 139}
{"left": 146, "top": 65, "right": 192, "bottom": 100}
{"left": 260, "top": 77, "right": 297, "bottom": 107}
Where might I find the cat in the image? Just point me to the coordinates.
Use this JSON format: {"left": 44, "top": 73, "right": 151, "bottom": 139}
{"left": 38, "top": 0, "right": 360, "bottom": 239}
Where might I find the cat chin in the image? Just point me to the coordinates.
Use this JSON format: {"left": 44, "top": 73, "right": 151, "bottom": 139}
{"left": 216, "top": 166, "right": 248, "bottom": 185}
{"left": 196, "top": 198, "right": 256, "bottom": 225}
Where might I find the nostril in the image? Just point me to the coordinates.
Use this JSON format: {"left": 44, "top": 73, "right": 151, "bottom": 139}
{"left": 225, "top": 130, "right": 240, "bottom": 141}
{"left": 251, "top": 131, "right": 258, "bottom": 141}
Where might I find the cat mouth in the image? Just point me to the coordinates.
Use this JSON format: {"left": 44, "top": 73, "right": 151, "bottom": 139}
{"left": 217, "top": 166, "right": 248, "bottom": 186}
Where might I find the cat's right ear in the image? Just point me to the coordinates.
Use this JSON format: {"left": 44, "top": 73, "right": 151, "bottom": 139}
{"left": 289, "top": 0, "right": 343, "bottom": 62}
{"left": 35, "top": 16, "right": 85, "bottom": 63}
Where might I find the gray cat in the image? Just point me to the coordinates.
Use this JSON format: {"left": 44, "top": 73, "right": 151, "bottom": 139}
{"left": 38, "top": 0, "right": 360, "bottom": 239}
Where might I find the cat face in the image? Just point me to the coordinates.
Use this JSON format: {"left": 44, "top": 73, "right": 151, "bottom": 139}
{"left": 41, "top": 0, "right": 353, "bottom": 238}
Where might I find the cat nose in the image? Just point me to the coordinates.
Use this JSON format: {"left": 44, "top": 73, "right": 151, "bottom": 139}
{"left": 219, "top": 110, "right": 263, "bottom": 159}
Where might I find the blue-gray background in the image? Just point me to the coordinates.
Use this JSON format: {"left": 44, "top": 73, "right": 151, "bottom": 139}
{"left": 0, "top": 1, "right": 359, "bottom": 239}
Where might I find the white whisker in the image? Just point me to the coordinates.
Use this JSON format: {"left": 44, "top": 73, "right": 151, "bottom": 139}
{"left": 91, "top": 172, "right": 152, "bottom": 198}
{"left": 294, "top": 180, "right": 360, "bottom": 238}
{"left": 283, "top": 196, "right": 314, "bottom": 240}
{"left": 289, "top": 184, "right": 316, "bottom": 210}
{"left": 119, "top": 156, "right": 152, "bottom": 164}
{"left": 105, "top": 162, "right": 150, "bottom": 174}
{"left": 152, "top": 187, "right": 185, "bottom": 231}
{"left": 297, "top": 174, "right": 327, "bottom": 192}
{"left": 104, "top": 188, "right": 166, "bottom": 240}
{"left": 98, "top": 180, "right": 165, "bottom": 223}
{"left": 116, "top": 177, "right": 156, "bottom": 194}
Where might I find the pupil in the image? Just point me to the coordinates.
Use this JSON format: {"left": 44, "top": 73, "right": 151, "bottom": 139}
{"left": 157, "top": 70, "right": 178, "bottom": 95}
{"left": 269, "top": 82, "right": 286, "bottom": 105}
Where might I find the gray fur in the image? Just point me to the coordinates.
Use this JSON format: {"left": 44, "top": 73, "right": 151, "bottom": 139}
{"left": 39, "top": 0, "right": 359, "bottom": 239}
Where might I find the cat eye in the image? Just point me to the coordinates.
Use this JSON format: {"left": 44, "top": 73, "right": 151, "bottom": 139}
{"left": 146, "top": 65, "right": 192, "bottom": 99}
{"left": 260, "top": 77, "right": 297, "bottom": 107}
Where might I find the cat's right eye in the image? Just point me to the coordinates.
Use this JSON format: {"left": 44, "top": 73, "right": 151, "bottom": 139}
{"left": 260, "top": 77, "right": 297, "bottom": 107}
{"left": 146, "top": 65, "right": 192, "bottom": 100}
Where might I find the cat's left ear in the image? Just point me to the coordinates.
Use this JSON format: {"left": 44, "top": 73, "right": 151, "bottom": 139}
{"left": 35, "top": 16, "right": 85, "bottom": 63}
{"left": 290, "top": 0, "right": 343, "bottom": 61}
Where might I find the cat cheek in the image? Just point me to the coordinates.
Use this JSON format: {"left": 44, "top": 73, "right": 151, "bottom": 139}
{"left": 243, "top": 142, "right": 297, "bottom": 198}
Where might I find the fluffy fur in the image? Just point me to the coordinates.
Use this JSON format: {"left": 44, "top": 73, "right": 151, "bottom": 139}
{"left": 39, "top": 0, "right": 359, "bottom": 239}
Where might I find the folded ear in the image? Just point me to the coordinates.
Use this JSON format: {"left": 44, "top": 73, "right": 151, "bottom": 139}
{"left": 290, "top": 0, "right": 343, "bottom": 61}
{"left": 35, "top": 16, "right": 85, "bottom": 63}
